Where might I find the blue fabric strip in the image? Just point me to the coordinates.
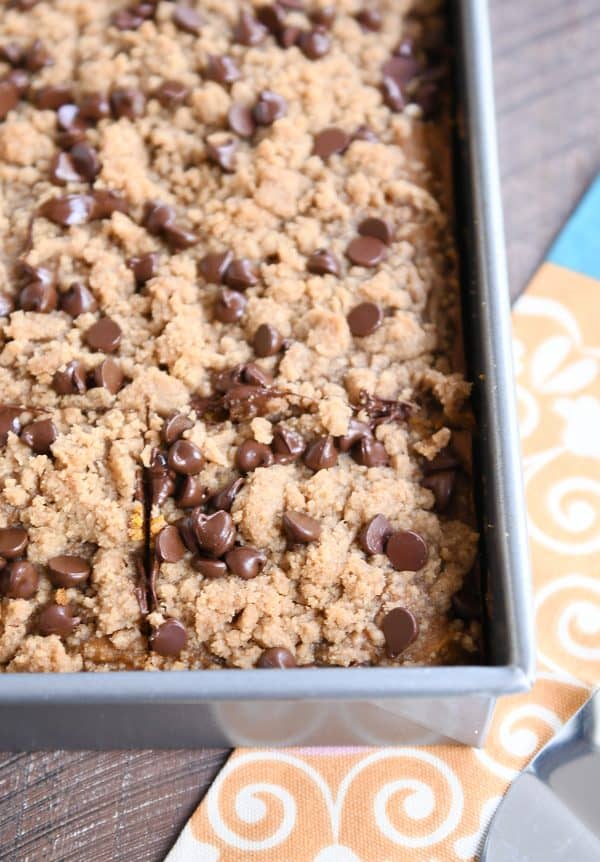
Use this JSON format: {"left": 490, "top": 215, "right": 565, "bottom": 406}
{"left": 547, "top": 173, "right": 600, "bottom": 279}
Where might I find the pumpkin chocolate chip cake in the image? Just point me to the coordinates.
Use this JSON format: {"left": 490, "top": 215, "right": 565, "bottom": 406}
{"left": 0, "top": 0, "right": 481, "bottom": 671}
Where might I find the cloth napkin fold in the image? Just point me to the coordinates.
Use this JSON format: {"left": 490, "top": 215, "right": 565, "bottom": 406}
{"left": 166, "top": 177, "right": 600, "bottom": 862}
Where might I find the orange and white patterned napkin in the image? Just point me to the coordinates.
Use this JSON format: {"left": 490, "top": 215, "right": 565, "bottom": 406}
{"left": 166, "top": 180, "right": 600, "bottom": 862}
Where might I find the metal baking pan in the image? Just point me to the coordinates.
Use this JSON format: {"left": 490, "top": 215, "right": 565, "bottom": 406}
{"left": 0, "top": 0, "right": 534, "bottom": 749}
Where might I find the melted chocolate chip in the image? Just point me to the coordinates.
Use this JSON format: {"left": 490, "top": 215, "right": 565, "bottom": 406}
{"left": 252, "top": 90, "right": 287, "bottom": 126}
{"left": 313, "top": 127, "right": 349, "bottom": 159}
{"left": 39, "top": 193, "right": 94, "bottom": 226}
{"left": 358, "top": 216, "right": 392, "bottom": 245}
{"left": 155, "top": 79, "right": 189, "bottom": 108}
{"left": 0, "top": 560, "right": 38, "bottom": 599}
{"left": 347, "top": 301, "right": 383, "bottom": 337}
{"left": 38, "top": 603, "right": 79, "bottom": 637}
{"left": 381, "top": 606, "right": 418, "bottom": 657}
{"left": 93, "top": 357, "right": 124, "bottom": 394}
{"left": 47, "top": 554, "right": 91, "bottom": 588}
{"left": 127, "top": 251, "right": 158, "bottom": 285}
{"left": 233, "top": 10, "right": 267, "bottom": 45}
{"left": 199, "top": 250, "right": 233, "bottom": 283}
{"left": 193, "top": 509, "right": 236, "bottom": 557}
{"left": 20, "top": 419, "right": 57, "bottom": 455}
{"left": 192, "top": 556, "right": 227, "bottom": 578}
{"left": 306, "top": 249, "right": 340, "bottom": 276}
{"left": 176, "top": 474, "right": 206, "bottom": 508}
{"left": 110, "top": 87, "right": 145, "bottom": 119}
{"left": 161, "top": 412, "right": 193, "bottom": 445}
{"left": 60, "top": 282, "right": 97, "bottom": 316}
{"left": 282, "top": 510, "right": 321, "bottom": 544}
{"left": 32, "top": 85, "right": 73, "bottom": 110}
{"left": 156, "top": 524, "right": 186, "bottom": 563}
{"left": 149, "top": 618, "right": 187, "bottom": 656}
{"left": 206, "top": 136, "right": 237, "bottom": 172}
{"left": 70, "top": 142, "right": 101, "bottom": 181}
{"left": 225, "top": 545, "right": 266, "bottom": 579}
{"left": 272, "top": 425, "right": 305, "bottom": 460}
{"left": 257, "top": 646, "right": 296, "bottom": 668}
{"left": 303, "top": 436, "right": 337, "bottom": 471}
{"left": 53, "top": 360, "right": 87, "bottom": 395}
{"left": 0, "top": 526, "right": 28, "bottom": 559}
{"left": 346, "top": 235, "right": 387, "bottom": 267}
{"left": 337, "top": 418, "right": 372, "bottom": 452}
{"left": 386, "top": 529, "right": 428, "bottom": 571}
{"left": 214, "top": 287, "right": 247, "bottom": 323}
{"left": 167, "top": 439, "right": 204, "bottom": 475}
{"left": 358, "top": 514, "right": 391, "bottom": 555}
{"left": 0, "top": 80, "right": 19, "bottom": 121}
{"left": 299, "top": 27, "right": 331, "bottom": 59}
{"left": 352, "top": 437, "right": 389, "bottom": 467}
{"left": 84, "top": 317, "right": 122, "bottom": 353}
{"left": 0, "top": 406, "right": 21, "bottom": 445}
{"left": 235, "top": 439, "right": 274, "bottom": 473}
{"left": 205, "top": 54, "right": 240, "bottom": 86}
{"left": 172, "top": 4, "right": 203, "bottom": 34}
{"left": 228, "top": 102, "right": 255, "bottom": 137}
{"left": 209, "top": 477, "right": 244, "bottom": 512}
{"left": 19, "top": 279, "right": 58, "bottom": 313}
{"left": 224, "top": 258, "right": 259, "bottom": 290}
{"left": 253, "top": 323, "right": 283, "bottom": 357}
{"left": 422, "top": 469, "right": 455, "bottom": 512}
{"left": 359, "top": 390, "right": 411, "bottom": 426}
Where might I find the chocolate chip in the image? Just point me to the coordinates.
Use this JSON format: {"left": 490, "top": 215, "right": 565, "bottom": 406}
{"left": 149, "top": 618, "right": 187, "bottom": 656}
{"left": 386, "top": 529, "right": 428, "bottom": 571}
{"left": 19, "top": 279, "right": 58, "bottom": 313}
{"left": 272, "top": 425, "right": 305, "bottom": 460}
{"left": 112, "top": 8, "right": 144, "bottom": 30}
{"left": 56, "top": 114, "right": 87, "bottom": 148}
{"left": 155, "top": 524, "right": 186, "bottom": 563}
{"left": 0, "top": 293, "right": 14, "bottom": 316}
{"left": 381, "top": 606, "right": 418, "bottom": 657}
{"left": 353, "top": 124, "right": 378, "bottom": 142}
{"left": 225, "top": 545, "right": 266, "bottom": 579}
{"left": 24, "top": 39, "right": 52, "bottom": 72}
{"left": 38, "top": 603, "right": 79, "bottom": 637}
{"left": 56, "top": 103, "right": 84, "bottom": 133}
{"left": 310, "top": 6, "right": 335, "bottom": 27}
{"left": 235, "top": 439, "right": 274, "bottom": 473}
{"left": 382, "top": 55, "right": 420, "bottom": 86}
{"left": 356, "top": 8, "right": 382, "bottom": 30}
{"left": 127, "top": 251, "right": 158, "bottom": 285}
{"left": 47, "top": 554, "right": 91, "bottom": 588}
{"left": 60, "top": 282, "right": 97, "bottom": 316}
{"left": 0, "top": 526, "right": 28, "bottom": 559}
{"left": 225, "top": 107, "right": 254, "bottom": 143}
{"left": 0, "top": 406, "right": 21, "bottom": 445}
{"left": 313, "top": 127, "right": 349, "bottom": 158}
{"left": 5, "top": 68, "right": 30, "bottom": 97}
{"left": 149, "top": 450, "right": 176, "bottom": 507}
{"left": 167, "top": 439, "right": 204, "bottom": 476}
{"left": 422, "top": 469, "right": 455, "bottom": 512}
{"left": 303, "top": 436, "right": 337, "bottom": 471}
{"left": 154, "top": 79, "right": 189, "bottom": 108}
{"left": 381, "top": 76, "right": 406, "bottom": 111}
{"left": 337, "top": 418, "right": 372, "bottom": 452}
{"left": 32, "top": 85, "right": 74, "bottom": 110}
{"left": 352, "top": 437, "right": 389, "bottom": 467}
{"left": 84, "top": 317, "right": 122, "bottom": 353}
{"left": 39, "top": 193, "right": 94, "bottom": 226}
{"left": 193, "top": 509, "right": 236, "bottom": 557}
{"left": 278, "top": 0, "right": 303, "bottom": 8}
{"left": 423, "top": 447, "right": 460, "bottom": 475}
{"left": 163, "top": 223, "right": 199, "bottom": 251}
{"left": 206, "top": 136, "right": 237, "bottom": 172}
{"left": 0, "top": 43, "right": 23, "bottom": 66}
{"left": 199, "top": 250, "right": 233, "bottom": 283}
{"left": 79, "top": 92, "right": 111, "bottom": 121}
{"left": 394, "top": 37, "right": 416, "bottom": 58}
{"left": 299, "top": 27, "right": 331, "bottom": 59}
{"left": 90, "top": 189, "right": 129, "bottom": 219}
{"left": 209, "top": 477, "right": 244, "bottom": 512}
{"left": 358, "top": 216, "right": 392, "bottom": 245}
{"left": 176, "top": 474, "right": 206, "bottom": 508}
{"left": 70, "top": 142, "right": 101, "bottom": 181}
{"left": 224, "top": 258, "right": 259, "bottom": 290}
{"left": 257, "top": 646, "right": 296, "bottom": 668}
{"left": 20, "top": 419, "right": 57, "bottom": 455}
{"left": 110, "top": 87, "right": 145, "bottom": 119}
{"left": 253, "top": 323, "right": 283, "bottom": 357}
{"left": 214, "top": 287, "right": 247, "bottom": 323}
{"left": 256, "top": 4, "right": 286, "bottom": 35}
{"left": 347, "top": 301, "right": 383, "bottom": 336}
{"left": 49, "top": 152, "right": 82, "bottom": 185}
{"left": 143, "top": 202, "right": 175, "bottom": 233}
{"left": 233, "top": 10, "right": 267, "bottom": 45}
{"left": 278, "top": 25, "right": 301, "bottom": 48}
{"left": 306, "top": 249, "right": 340, "bottom": 276}
{"left": 358, "top": 514, "right": 391, "bottom": 555}
{"left": 282, "top": 510, "right": 321, "bottom": 544}
{"left": 161, "top": 412, "right": 193, "bottom": 445}
{"left": 252, "top": 90, "right": 287, "bottom": 126}
{"left": 415, "top": 80, "right": 440, "bottom": 118}
{"left": 0, "top": 560, "right": 38, "bottom": 599}
{"left": 346, "top": 235, "right": 387, "bottom": 267}
{"left": 192, "top": 555, "right": 227, "bottom": 578}
{"left": 205, "top": 54, "right": 240, "bottom": 86}
{"left": 172, "top": 4, "right": 202, "bottom": 33}
{"left": 53, "top": 360, "right": 87, "bottom": 395}
{"left": 93, "top": 357, "right": 124, "bottom": 394}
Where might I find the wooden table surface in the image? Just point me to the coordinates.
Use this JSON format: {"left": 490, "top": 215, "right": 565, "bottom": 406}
{"left": 2, "top": 2, "right": 600, "bottom": 859}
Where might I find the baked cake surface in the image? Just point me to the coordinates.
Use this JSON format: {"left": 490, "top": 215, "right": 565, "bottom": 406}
{"left": 0, "top": 0, "right": 480, "bottom": 671}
